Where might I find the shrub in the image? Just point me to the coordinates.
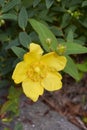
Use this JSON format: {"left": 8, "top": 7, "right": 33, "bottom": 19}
{"left": 0, "top": 0, "right": 87, "bottom": 121}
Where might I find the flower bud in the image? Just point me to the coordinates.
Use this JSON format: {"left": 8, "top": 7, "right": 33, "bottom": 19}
{"left": 46, "top": 38, "right": 52, "bottom": 45}
{"left": 0, "top": 19, "right": 5, "bottom": 27}
{"left": 56, "top": 44, "right": 66, "bottom": 55}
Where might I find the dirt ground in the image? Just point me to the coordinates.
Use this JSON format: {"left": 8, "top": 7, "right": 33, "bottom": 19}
{"left": 0, "top": 74, "right": 87, "bottom": 130}
{"left": 17, "top": 99, "right": 81, "bottom": 130}
{"left": 0, "top": 97, "right": 81, "bottom": 130}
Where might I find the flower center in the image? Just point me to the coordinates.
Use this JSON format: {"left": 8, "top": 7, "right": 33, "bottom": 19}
{"left": 34, "top": 67, "right": 40, "bottom": 73}
{"left": 27, "top": 62, "right": 47, "bottom": 82}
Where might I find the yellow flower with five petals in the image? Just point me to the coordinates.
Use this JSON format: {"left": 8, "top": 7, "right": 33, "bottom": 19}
{"left": 12, "top": 43, "right": 67, "bottom": 102}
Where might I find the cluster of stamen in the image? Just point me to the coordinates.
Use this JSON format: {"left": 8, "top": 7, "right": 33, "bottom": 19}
{"left": 27, "top": 62, "right": 47, "bottom": 82}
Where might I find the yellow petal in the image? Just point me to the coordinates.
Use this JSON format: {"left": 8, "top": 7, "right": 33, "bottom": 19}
{"left": 12, "top": 61, "right": 27, "bottom": 84}
{"left": 41, "top": 72, "right": 62, "bottom": 91}
{"left": 41, "top": 52, "right": 67, "bottom": 71}
{"left": 24, "top": 43, "right": 44, "bottom": 64}
{"left": 24, "top": 52, "right": 41, "bottom": 64}
{"left": 29, "top": 43, "right": 43, "bottom": 55}
{"left": 22, "top": 79, "right": 44, "bottom": 102}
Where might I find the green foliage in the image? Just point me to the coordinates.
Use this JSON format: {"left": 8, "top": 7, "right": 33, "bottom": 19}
{"left": 1, "top": 0, "right": 21, "bottom": 13}
{"left": 62, "top": 42, "right": 87, "bottom": 55}
{"left": 11, "top": 46, "right": 26, "bottom": 60}
{"left": 19, "top": 32, "right": 31, "bottom": 48}
{"left": 0, "top": 13, "right": 17, "bottom": 21}
{"left": 33, "top": 0, "right": 41, "bottom": 7}
{"left": 0, "top": 0, "right": 87, "bottom": 122}
{"left": 45, "top": 0, "right": 54, "bottom": 9}
{"left": 82, "top": 1, "right": 87, "bottom": 7}
{"left": 0, "top": 86, "right": 22, "bottom": 116}
{"left": 18, "top": 6, "right": 28, "bottom": 30}
{"left": 77, "top": 61, "right": 87, "bottom": 72}
{"left": 64, "top": 56, "right": 79, "bottom": 81}
{"left": 29, "top": 19, "right": 87, "bottom": 80}
{"left": 29, "top": 18, "right": 58, "bottom": 52}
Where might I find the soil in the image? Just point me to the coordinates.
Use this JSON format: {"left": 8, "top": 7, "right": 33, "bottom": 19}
{"left": 0, "top": 97, "right": 81, "bottom": 130}
{"left": 17, "top": 99, "right": 81, "bottom": 130}
{"left": 0, "top": 74, "right": 87, "bottom": 130}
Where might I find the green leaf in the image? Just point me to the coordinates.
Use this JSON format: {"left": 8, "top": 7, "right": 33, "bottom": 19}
{"left": 8, "top": 86, "right": 22, "bottom": 99}
{"left": 6, "top": 38, "right": 20, "bottom": 50}
{"left": 64, "top": 56, "right": 80, "bottom": 81}
{"left": 2, "top": 0, "right": 21, "bottom": 13}
{"left": 0, "top": 13, "right": 17, "bottom": 21}
{"left": 19, "top": 32, "right": 31, "bottom": 48}
{"left": 82, "top": 1, "right": 87, "bottom": 7}
{"left": 33, "top": 0, "right": 41, "bottom": 7}
{"left": 79, "top": 17, "right": 87, "bottom": 28}
{"left": 61, "top": 13, "right": 71, "bottom": 28}
{"left": 63, "top": 42, "right": 87, "bottom": 55}
{"left": 11, "top": 46, "right": 26, "bottom": 59}
{"left": 77, "top": 62, "right": 87, "bottom": 72}
{"left": 18, "top": 7, "right": 28, "bottom": 30}
{"left": 0, "top": 86, "right": 22, "bottom": 115}
{"left": 29, "top": 19, "right": 58, "bottom": 52}
{"left": 66, "top": 30, "right": 74, "bottom": 42}
{"left": 22, "top": 0, "right": 33, "bottom": 8}
{"left": 0, "top": 98, "right": 19, "bottom": 115}
{"left": 50, "top": 26, "right": 63, "bottom": 37}
{"left": 0, "top": 0, "right": 4, "bottom": 7}
{"left": 0, "top": 33, "right": 9, "bottom": 42}
{"left": 45, "top": 0, "right": 54, "bottom": 9}
{"left": 0, "top": 101, "right": 12, "bottom": 114}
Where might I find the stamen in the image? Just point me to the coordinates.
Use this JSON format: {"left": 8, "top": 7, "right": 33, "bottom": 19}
{"left": 27, "top": 62, "right": 47, "bottom": 82}
{"left": 34, "top": 67, "right": 40, "bottom": 73}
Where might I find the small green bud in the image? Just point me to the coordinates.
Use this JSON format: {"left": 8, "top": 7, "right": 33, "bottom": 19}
{"left": 67, "top": 9, "right": 72, "bottom": 14}
{"left": 67, "top": 10, "right": 74, "bottom": 16}
{"left": 56, "top": 44, "right": 66, "bottom": 55}
{"left": 1, "top": 19, "right": 5, "bottom": 25}
{"left": 2, "top": 118, "right": 12, "bottom": 122}
{"left": 73, "top": 11, "right": 82, "bottom": 19}
{"left": 46, "top": 38, "right": 52, "bottom": 45}
{"left": 56, "top": 0, "right": 61, "bottom": 2}
{"left": 0, "top": 19, "right": 5, "bottom": 27}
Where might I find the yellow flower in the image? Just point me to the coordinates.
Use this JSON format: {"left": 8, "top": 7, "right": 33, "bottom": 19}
{"left": 12, "top": 43, "right": 67, "bottom": 102}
